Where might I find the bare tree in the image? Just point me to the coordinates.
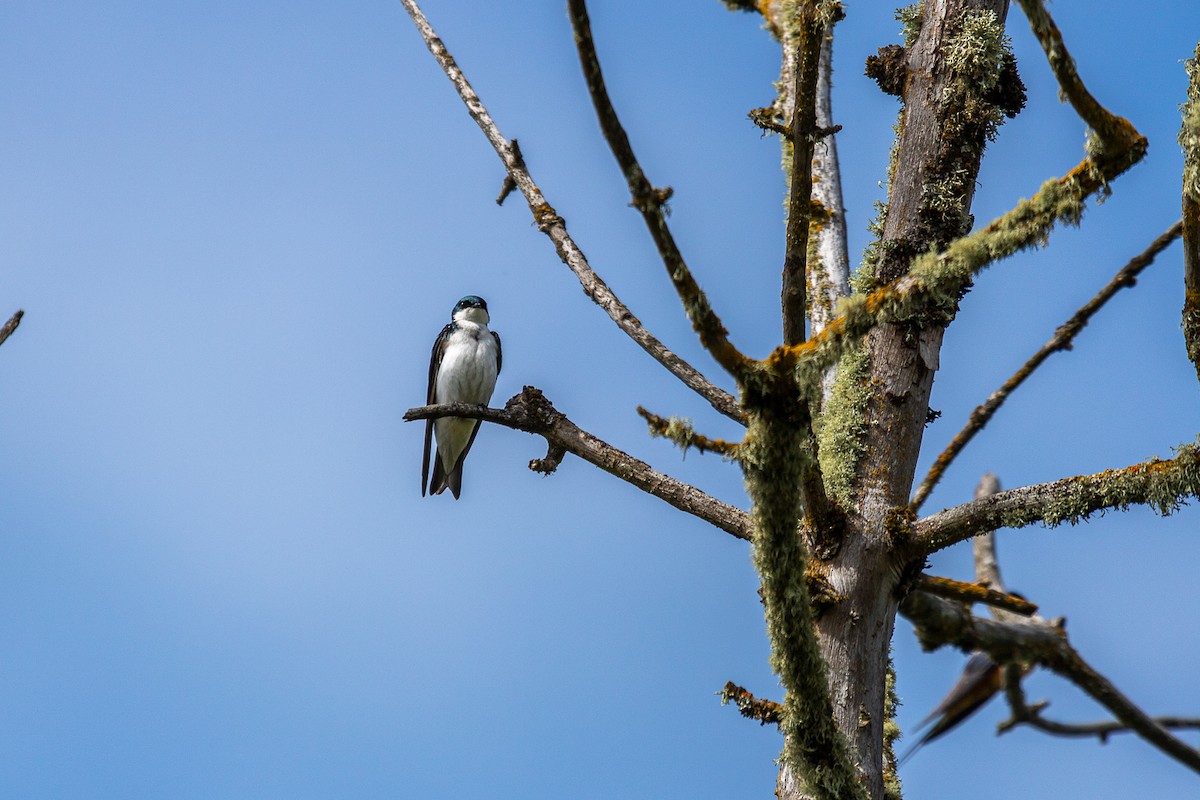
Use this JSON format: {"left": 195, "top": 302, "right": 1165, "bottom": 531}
{"left": 402, "top": 1, "right": 1200, "bottom": 797}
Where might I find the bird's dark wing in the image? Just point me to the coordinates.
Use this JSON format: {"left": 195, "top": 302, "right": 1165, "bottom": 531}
{"left": 900, "top": 651, "right": 1002, "bottom": 765}
{"left": 913, "top": 652, "right": 1000, "bottom": 733}
{"left": 492, "top": 330, "right": 502, "bottom": 375}
{"left": 422, "top": 324, "right": 452, "bottom": 496}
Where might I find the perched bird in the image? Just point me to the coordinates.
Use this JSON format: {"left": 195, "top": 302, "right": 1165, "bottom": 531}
{"left": 899, "top": 651, "right": 1003, "bottom": 765}
{"left": 421, "top": 295, "right": 502, "bottom": 499}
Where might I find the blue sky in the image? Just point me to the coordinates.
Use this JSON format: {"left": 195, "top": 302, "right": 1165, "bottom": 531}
{"left": 1, "top": 1, "right": 1198, "bottom": 797}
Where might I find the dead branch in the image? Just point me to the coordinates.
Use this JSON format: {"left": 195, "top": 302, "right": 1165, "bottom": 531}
{"left": 567, "top": 0, "right": 752, "bottom": 382}
{"left": 404, "top": 387, "right": 751, "bottom": 540}
{"left": 911, "top": 222, "right": 1183, "bottom": 510}
{"left": 999, "top": 665, "right": 1200, "bottom": 744}
{"left": 1015, "top": 0, "right": 1135, "bottom": 149}
{"left": 901, "top": 592, "right": 1200, "bottom": 774}
{"left": 910, "top": 441, "right": 1200, "bottom": 555}
{"left": 0, "top": 309, "right": 23, "bottom": 348}
{"left": 399, "top": 0, "right": 745, "bottom": 424}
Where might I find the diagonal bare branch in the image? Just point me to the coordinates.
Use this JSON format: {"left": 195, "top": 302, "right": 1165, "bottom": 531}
{"left": 911, "top": 222, "right": 1184, "bottom": 510}
{"left": 909, "top": 441, "right": 1200, "bottom": 555}
{"left": 567, "top": 0, "right": 753, "bottom": 382}
{"left": 400, "top": 0, "right": 745, "bottom": 424}
{"left": 0, "top": 309, "right": 23, "bottom": 348}
{"left": 404, "top": 387, "right": 751, "bottom": 540}
{"left": 901, "top": 591, "right": 1200, "bottom": 774}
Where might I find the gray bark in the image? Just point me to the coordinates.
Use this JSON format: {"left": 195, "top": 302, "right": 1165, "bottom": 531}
{"left": 779, "top": 3, "right": 1013, "bottom": 798}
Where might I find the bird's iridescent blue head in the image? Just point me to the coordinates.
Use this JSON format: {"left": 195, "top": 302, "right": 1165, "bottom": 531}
{"left": 451, "top": 295, "right": 490, "bottom": 325}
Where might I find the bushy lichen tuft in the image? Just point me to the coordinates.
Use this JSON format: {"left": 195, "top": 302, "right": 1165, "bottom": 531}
{"left": 1181, "top": 44, "right": 1200, "bottom": 202}
{"left": 896, "top": 2, "right": 923, "bottom": 48}
{"left": 944, "top": 9, "right": 1009, "bottom": 97}
{"left": 815, "top": 343, "right": 872, "bottom": 505}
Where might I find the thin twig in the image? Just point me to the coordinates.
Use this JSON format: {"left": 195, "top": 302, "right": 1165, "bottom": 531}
{"left": 909, "top": 441, "right": 1200, "bottom": 555}
{"left": 0, "top": 309, "right": 23, "bottom": 348}
{"left": 399, "top": 0, "right": 745, "bottom": 424}
{"left": 404, "top": 387, "right": 751, "bottom": 539}
{"left": 911, "top": 222, "right": 1183, "bottom": 510}
{"left": 567, "top": 0, "right": 752, "bottom": 381}
{"left": 1000, "top": 666, "right": 1200, "bottom": 743}
{"left": 901, "top": 591, "right": 1200, "bottom": 774}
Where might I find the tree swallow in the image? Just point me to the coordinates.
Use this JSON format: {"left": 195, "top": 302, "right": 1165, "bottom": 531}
{"left": 421, "top": 295, "right": 502, "bottom": 499}
{"left": 899, "top": 650, "right": 1003, "bottom": 764}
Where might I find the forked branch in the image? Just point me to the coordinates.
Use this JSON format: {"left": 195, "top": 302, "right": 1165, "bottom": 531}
{"left": 404, "top": 387, "right": 751, "bottom": 539}
{"left": 400, "top": 0, "right": 745, "bottom": 424}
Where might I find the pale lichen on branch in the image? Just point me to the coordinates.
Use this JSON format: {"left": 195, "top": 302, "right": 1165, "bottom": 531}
{"left": 1181, "top": 43, "right": 1200, "bottom": 381}
{"left": 911, "top": 440, "right": 1200, "bottom": 555}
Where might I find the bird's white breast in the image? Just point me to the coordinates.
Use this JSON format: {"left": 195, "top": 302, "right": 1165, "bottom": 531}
{"left": 435, "top": 321, "right": 498, "bottom": 406}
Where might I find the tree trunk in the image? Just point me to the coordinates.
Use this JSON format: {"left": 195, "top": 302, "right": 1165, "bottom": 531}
{"left": 778, "top": 2, "right": 1014, "bottom": 797}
